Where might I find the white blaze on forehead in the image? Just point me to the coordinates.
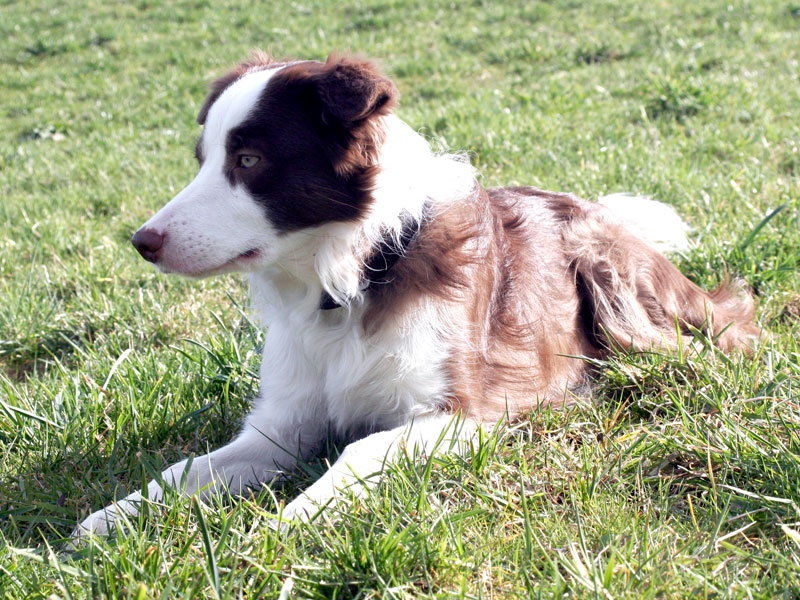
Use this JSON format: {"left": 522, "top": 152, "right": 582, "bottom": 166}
{"left": 202, "top": 66, "right": 286, "bottom": 157}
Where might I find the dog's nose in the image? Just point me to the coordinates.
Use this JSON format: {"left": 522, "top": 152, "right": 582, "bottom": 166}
{"left": 131, "top": 228, "right": 165, "bottom": 263}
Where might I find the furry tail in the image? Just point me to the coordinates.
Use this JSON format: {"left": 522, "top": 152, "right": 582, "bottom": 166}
{"left": 567, "top": 204, "right": 759, "bottom": 353}
{"left": 598, "top": 194, "right": 690, "bottom": 253}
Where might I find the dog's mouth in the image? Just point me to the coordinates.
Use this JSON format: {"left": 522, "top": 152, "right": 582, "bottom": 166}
{"left": 236, "top": 248, "right": 261, "bottom": 261}
{"left": 159, "top": 247, "right": 264, "bottom": 278}
{"left": 219, "top": 246, "right": 262, "bottom": 271}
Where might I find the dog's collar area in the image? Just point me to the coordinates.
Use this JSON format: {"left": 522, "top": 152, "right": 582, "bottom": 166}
{"left": 319, "top": 206, "right": 426, "bottom": 310}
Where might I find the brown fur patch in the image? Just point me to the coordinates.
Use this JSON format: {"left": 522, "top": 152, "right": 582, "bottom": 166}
{"left": 275, "top": 54, "right": 397, "bottom": 177}
{"left": 194, "top": 53, "right": 397, "bottom": 232}
{"left": 362, "top": 187, "right": 759, "bottom": 420}
{"left": 563, "top": 202, "right": 759, "bottom": 353}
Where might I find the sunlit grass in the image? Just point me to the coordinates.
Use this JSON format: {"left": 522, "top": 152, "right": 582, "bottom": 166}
{"left": 1, "top": 0, "right": 799, "bottom": 597}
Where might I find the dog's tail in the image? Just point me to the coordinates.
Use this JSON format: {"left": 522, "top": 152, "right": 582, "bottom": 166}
{"left": 598, "top": 193, "right": 690, "bottom": 254}
{"left": 568, "top": 201, "right": 759, "bottom": 354}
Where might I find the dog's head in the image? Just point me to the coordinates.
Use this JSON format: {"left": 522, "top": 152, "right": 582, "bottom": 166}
{"left": 132, "top": 52, "right": 397, "bottom": 278}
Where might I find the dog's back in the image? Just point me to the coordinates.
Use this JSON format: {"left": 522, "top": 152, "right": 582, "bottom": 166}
{"left": 361, "top": 185, "right": 758, "bottom": 419}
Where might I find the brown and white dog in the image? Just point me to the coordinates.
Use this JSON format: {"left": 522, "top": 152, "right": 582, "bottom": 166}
{"left": 74, "top": 53, "right": 758, "bottom": 541}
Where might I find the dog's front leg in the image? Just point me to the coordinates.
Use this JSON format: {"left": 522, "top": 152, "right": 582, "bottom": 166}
{"left": 280, "top": 413, "right": 475, "bottom": 523}
{"left": 71, "top": 415, "right": 322, "bottom": 546}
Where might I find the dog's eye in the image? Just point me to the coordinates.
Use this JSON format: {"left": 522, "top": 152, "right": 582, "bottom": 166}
{"left": 237, "top": 155, "right": 260, "bottom": 169}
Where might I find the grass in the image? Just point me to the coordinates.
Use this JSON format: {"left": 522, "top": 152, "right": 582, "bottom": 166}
{"left": 1, "top": 0, "right": 799, "bottom": 597}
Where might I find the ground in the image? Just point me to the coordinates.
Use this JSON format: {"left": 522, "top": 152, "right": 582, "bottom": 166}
{"left": 1, "top": 0, "right": 799, "bottom": 597}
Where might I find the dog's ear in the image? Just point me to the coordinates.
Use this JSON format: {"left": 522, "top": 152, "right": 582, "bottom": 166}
{"left": 299, "top": 55, "right": 398, "bottom": 177}
{"left": 312, "top": 54, "right": 398, "bottom": 126}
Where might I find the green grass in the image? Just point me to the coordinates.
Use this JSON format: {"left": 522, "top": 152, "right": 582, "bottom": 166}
{"left": 1, "top": 0, "right": 799, "bottom": 597}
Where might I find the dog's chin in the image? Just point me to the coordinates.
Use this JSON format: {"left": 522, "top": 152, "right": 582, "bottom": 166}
{"left": 156, "top": 248, "right": 265, "bottom": 278}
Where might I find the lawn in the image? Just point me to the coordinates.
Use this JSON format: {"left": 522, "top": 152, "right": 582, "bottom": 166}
{"left": 1, "top": 0, "right": 799, "bottom": 597}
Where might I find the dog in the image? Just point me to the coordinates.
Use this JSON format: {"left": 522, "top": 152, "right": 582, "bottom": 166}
{"left": 73, "top": 52, "right": 759, "bottom": 542}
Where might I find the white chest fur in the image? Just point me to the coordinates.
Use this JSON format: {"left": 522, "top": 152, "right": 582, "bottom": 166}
{"left": 253, "top": 288, "right": 449, "bottom": 435}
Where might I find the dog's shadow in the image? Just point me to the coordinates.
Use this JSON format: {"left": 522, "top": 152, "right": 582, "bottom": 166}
{"left": 0, "top": 412, "right": 347, "bottom": 549}
{"left": 0, "top": 319, "right": 330, "bottom": 548}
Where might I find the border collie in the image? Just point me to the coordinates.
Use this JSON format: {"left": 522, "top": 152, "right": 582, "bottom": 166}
{"left": 73, "top": 52, "right": 758, "bottom": 542}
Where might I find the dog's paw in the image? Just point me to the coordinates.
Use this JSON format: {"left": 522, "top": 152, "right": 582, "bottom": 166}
{"left": 66, "top": 508, "right": 116, "bottom": 551}
{"left": 265, "top": 497, "right": 321, "bottom": 533}
{"left": 279, "top": 495, "right": 324, "bottom": 524}
{"left": 266, "top": 516, "right": 289, "bottom": 533}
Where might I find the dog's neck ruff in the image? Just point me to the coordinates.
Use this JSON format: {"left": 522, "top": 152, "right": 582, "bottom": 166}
{"left": 319, "top": 206, "right": 426, "bottom": 310}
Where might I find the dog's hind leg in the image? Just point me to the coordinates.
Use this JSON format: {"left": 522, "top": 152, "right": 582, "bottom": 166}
{"left": 278, "top": 413, "right": 476, "bottom": 524}
{"left": 566, "top": 206, "right": 760, "bottom": 353}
